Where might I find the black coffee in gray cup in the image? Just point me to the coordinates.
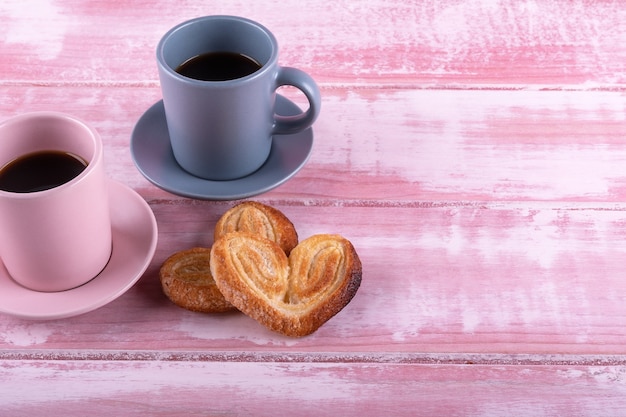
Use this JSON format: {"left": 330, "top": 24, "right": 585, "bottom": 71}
{"left": 176, "top": 52, "right": 262, "bottom": 81}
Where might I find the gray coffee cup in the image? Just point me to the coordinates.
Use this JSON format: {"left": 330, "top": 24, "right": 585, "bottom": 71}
{"left": 156, "top": 15, "right": 321, "bottom": 181}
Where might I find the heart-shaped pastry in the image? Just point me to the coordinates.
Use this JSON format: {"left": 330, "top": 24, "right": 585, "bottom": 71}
{"left": 210, "top": 232, "right": 362, "bottom": 337}
{"left": 214, "top": 201, "right": 298, "bottom": 255}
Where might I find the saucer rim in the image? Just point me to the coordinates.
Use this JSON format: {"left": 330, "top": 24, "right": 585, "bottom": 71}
{"left": 0, "top": 180, "right": 158, "bottom": 320}
{"left": 130, "top": 95, "right": 313, "bottom": 200}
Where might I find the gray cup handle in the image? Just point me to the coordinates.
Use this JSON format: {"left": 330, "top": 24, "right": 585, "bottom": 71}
{"left": 272, "top": 67, "right": 321, "bottom": 135}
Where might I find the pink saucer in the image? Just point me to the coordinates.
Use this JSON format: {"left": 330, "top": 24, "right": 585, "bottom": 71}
{"left": 0, "top": 180, "right": 158, "bottom": 320}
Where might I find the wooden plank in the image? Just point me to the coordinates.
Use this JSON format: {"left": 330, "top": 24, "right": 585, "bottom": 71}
{"left": 2, "top": 203, "right": 626, "bottom": 354}
{"left": 0, "top": 1, "right": 624, "bottom": 86}
{"left": 1, "top": 358, "right": 626, "bottom": 417}
{"left": 1, "top": 86, "right": 625, "bottom": 203}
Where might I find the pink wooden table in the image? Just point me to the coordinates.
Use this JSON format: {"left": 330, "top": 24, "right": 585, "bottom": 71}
{"left": 2, "top": 1, "right": 626, "bottom": 415}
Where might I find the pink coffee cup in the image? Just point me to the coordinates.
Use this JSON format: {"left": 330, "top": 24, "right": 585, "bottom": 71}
{"left": 0, "top": 112, "right": 112, "bottom": 292}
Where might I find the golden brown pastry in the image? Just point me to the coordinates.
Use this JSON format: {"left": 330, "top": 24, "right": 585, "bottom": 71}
{"left": 214, "top": 201, "right": 298, "bottom": 255}
{"left": 160, "top": 247, "right": 236, "bottom": 313}
{"left": 210, "top": 232, "right": 362, "bottom": 337}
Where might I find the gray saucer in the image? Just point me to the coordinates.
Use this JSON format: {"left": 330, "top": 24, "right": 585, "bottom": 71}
{"left": 130, "top": 95, "right": 313, "bottom": 200}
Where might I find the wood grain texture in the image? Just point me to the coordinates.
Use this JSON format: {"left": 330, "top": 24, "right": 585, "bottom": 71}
{"left": 1, "top": 86, "right": 625, "bottom": 203}
{"left": 2, "top": 0, "right": 626, "bottom": 415}
{"left": 2, "top": 358, "right": 626, "bottom": 417}
{"left": 1, "top": 0, "right": 625, "bottom": 87}
{"left": 2, "top": 203, "right": 626, "bottom": 355}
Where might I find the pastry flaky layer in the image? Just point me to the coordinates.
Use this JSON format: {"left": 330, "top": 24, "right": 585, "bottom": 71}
{"left": 210, "top": 232, "right": 362, "bottom": 337}
{"left": 159, "top": 247, "right": 236, "bottom": 313}
{"left": 160, "top": 202, "right": 298, "bottom": 314}
{"left": 214, "top": 201, "right": 298, "bottom": 256}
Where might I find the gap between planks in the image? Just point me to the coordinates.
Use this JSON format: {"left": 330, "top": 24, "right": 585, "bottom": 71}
{"left": 2, "top": 350, "right": 626, "bottom": 367}
{"left": 146, "top": 198, "right": 626, "bottom": 212}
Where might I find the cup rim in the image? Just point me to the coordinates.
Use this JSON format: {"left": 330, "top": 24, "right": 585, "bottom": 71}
{"left": 156, "top": 15, "right": 279, "bottom": 86}
{"left": 0, "top": 111, "right": 102, "bottom": 199}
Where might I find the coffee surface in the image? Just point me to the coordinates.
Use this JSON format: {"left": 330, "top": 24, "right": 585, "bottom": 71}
{"left": 0, "top": 150, "right": 88, "bottom": 193}
{"left": 176, "top": 51, "right": 262, "bottom": 81}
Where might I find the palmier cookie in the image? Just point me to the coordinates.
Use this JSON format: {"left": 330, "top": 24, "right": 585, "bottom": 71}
{"left": 214, "top": 201, "right": 298, "bottom": 255}
{"left": 210, "top": 232, "right": 362, "bottom": 337}
{"left": 160, "top": 247, "right": 236, "bottom": 313}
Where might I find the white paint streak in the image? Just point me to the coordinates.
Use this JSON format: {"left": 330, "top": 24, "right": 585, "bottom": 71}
{"left": 174, "top": 313, "right": 301, "bottom": 347}
{"left": 317, "top": 89, "right": 626, "bottom": 200}
{"left": 0, "top": 0, "right": 69, "bottom": 60}
{"left": 461, "top": 305, "right": 481, "bottom": 334}
{"left": 391, "top": 206, "right": 626, "bottom": 334}
{"left": 0, "top": 361, "right": 364, "bottom": 407}
{"left": 1, "top": 323, "right": 53, "bottom": 346}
